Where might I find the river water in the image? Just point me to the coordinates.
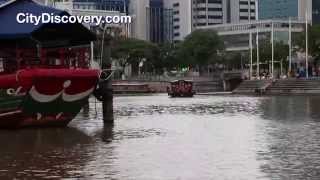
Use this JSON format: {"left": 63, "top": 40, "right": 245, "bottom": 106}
{"left": 1, "top": 94, "right": 320, "bottom": 179}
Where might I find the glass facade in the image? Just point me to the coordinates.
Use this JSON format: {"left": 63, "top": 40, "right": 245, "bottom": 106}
{"left": 147, "top": 0, "right": 173, "bottom": 43}
{"left": 73, "top": 0, "right": 129, "bottom": 13}
{"left": 258, "top": 0, "right": 298, "bottom": 20}
{"left": 313, "top": 0, "right": 320, "bottom": 24}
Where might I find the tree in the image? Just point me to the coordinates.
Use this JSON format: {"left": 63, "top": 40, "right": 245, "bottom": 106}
{"left": 253, "top": 40, "right": 289, "bottom": 62}
{"left": 158, "top": 43, "right": 179, "bottom": 70}
{"left": 223, "top": 52, "right": 244, "bottom": 70}
{"left": 111, "top": 38, "right": 159, "bottom": 75}
{"left": 296, "top": 24, "right": 320, "bottom": 63}
{"left": 177, "top": 29, "right": 224, "bottom": 69}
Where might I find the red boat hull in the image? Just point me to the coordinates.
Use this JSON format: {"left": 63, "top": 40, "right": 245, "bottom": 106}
{"left": 0, "top": 68, "right": 100, "bottom": 128}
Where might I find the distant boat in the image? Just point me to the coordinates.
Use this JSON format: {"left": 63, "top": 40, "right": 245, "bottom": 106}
{"left": 167, "top": 80, "right": 195, "bottom": 98}
{"left": 0, "top": 0, "right": 100, "bottom": 128}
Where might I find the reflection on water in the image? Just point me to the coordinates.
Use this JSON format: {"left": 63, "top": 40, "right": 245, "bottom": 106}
{"left": 1, "top": 95, "right": 320, "bottom": 179}
{"left": 0, "top": 127, "right": 94, "bottom": 179}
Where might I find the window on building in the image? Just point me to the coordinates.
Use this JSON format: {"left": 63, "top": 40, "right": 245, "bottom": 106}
{"left": 196, "top": 23, "right": 206, "bottom": 26}
{"left": 208, "top": 0, "right": 222, "bottom": 3}
{"left": 195, "top": 7, "right": 206, "bottom": 11}
{"left": 173, "top": 18, "right": 180, "bottom": 22}
{"left": 240, "top": 16, "right": 249, "bottom": 20}
{"left": 208, "top": 23, "right": 219, "bottom": 25}
{"left": 208, "top": 8, "right": 222, "bottom": 11}
{"left": 197, "top": 0, "right": 206, "bottom": 3}
{"left": 197, "top": 15, "right": 206, "bottom": 19}
{"left": 239, "top": 1, "right": 249, "bottom": 5}
{"left": 208, "top": 15, "right": 222, "bottom": 19}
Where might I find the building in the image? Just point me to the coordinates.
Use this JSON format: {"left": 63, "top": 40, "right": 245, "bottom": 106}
{"left": 164, "top": 0, "right": 257, "bottom": 42}
{"left": 230, "top": 0, "right": 257, "bottom": 23}
{"left": 53, "top": 0, "right": 131, "bottom": 38}
{"left": 192, "top": 0, "right": 225, "bottom": 27}
{"left": 198, "top": 20, "right": 305, "bottom": 51}
{"left": 258, "top": 0, "right": 312, "bottom": 21}
{"left": 128, "top": 0, "right": 149, "bottom": 40}
{"left": 146, "top": 0, "right": 173, "bottom": 43}
{"left": 313, "top": 0, "right": 320, "bottom": 24}
{"left": 73, "top": 0, "right": 129, "bottom": 13}
{"left": 46, "top": 0, "right": 129, "bottom": 13}
{"left": 163, "top": 0, "right": 193, "bottom": 42}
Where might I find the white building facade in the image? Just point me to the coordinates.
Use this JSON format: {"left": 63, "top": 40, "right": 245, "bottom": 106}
{"left": 164, "top": 0, "right": 257, "bottom": 42}
{"left": 163, "top": 0, "right": 192, "bottom": 42}
{"left": 129, "top": 0, "right": 150, "bottom": 40}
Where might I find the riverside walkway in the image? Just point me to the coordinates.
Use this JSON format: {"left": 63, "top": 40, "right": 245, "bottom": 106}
{"left": 234, "top": 79, "right": 320, "bottom": 95}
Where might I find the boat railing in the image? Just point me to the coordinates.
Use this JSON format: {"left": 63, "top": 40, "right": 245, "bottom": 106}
{"left": 100, "top": 69, "right": 114, "bottom": 81}
{"left": 0, "top": 47, "right": 91, "bottom": 71}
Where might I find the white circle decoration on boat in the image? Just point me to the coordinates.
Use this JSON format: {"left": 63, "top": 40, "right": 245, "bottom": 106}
{"left": 56, "top": 113, "right": 63, "bottom": 120}
{"left": 63, "top": 80, "right": 71, "bottom": 88}
{"left": 6, "top": 88, "right": 15, "bottom": 95}
{"left": 29, "top": 80, "right": 95, "bottom": 103}
{"left": 6, "top": 87, "right": 24, "bottom": 96}
{"left": 36, "top": 113, "right": 42, "bottom": 120}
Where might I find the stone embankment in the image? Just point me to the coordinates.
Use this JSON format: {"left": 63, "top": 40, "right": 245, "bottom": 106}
{"left": 233, "top": 79, "right": 320, "bottom": 95}
{"left": 112, "top": 79, "right": 223, "bottom": 93}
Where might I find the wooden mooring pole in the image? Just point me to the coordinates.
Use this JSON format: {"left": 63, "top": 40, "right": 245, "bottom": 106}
{"left": 101, "top": 78, "right": 114, "bottom": 123}
{"left": 94, "top": 26, "right": 114, "bottom": 124}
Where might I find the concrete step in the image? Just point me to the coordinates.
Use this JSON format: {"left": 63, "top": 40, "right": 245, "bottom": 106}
{"left": 267, "top": 79, "right": 320, "bottom": 94}
{"left": 193, "top": 81, "right": 223, "bottom": 93}
{"left": 233, "top": 80, "right": 271, "bottom": 93}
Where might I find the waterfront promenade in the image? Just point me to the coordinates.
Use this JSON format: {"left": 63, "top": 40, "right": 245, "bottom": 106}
{"left": 233, "top": 78, "right": 320, "bottom": 95}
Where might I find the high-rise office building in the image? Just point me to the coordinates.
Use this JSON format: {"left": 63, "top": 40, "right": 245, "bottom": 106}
{"left": 164, "top": 0, "right": 257, "bottom": 42}
{"left": 73, "top": 0, "right": 129, "bottom": 13}
{"left": 129, "top": 0, "right": 149, "bottom": 40}
{"left": 230, "top": 0, "right": 256, "bottom": 23}
{"left": 313, "top": 0, "right": 320, "bottom": 24}
{"left": 163, "top": 0, "right": 193, "bottom": 42}
{"left": 192, "top": 0, "right": 224, "bottom": 27}
{"left": 258, "top": 0, "right": 312, "bottom": 21}
{"left": 146, "top": 0, "right": 173, "bottom": 43}
{"left": 50, "top": 0, "right": 129, "bottom": 13}
{"left": 258, "top": 0, "right": 298, "bottom": 20}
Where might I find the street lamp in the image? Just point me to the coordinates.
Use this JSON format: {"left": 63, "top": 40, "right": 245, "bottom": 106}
{"left": 100, "top": 24, "right": 108, "bottom": 68}
{"left": 288, "top": 17, "right": 292, "bottom": 75}
{"left": 271, "top": 21, "right": 274, "bottom": 79}
{"left": 305, "top": 12, "right": 310, "bottom": 79}
{"left": 249, "top": 31, "right": 253, "bottom": 80}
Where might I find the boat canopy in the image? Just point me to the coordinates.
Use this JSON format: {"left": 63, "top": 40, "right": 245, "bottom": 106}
{"left": 0, "top": 0, "right": 7, "bottom": 5}
{"left": 0, "top": 0, "right": 96, "bottom": 47}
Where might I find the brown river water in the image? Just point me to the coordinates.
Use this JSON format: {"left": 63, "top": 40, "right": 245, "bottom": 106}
{"left": 1, "top": 94, "right": 320, "bottom": 179}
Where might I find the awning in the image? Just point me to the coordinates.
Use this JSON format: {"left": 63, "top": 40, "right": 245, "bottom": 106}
{"left": 0, "top": 0, "right": 8, "bottom": 5}
{"left": 0, "top": 0, "right": 96, "bottom": 46}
